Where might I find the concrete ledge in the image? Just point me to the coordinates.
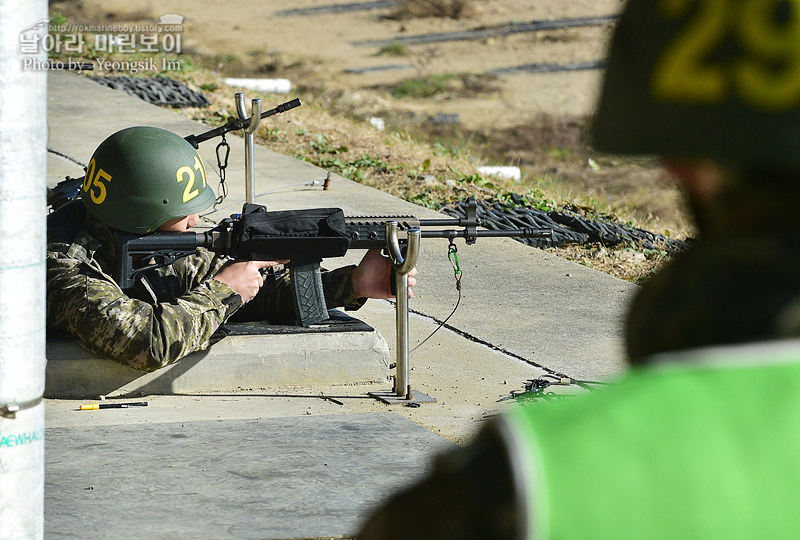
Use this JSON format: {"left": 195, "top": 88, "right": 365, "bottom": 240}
{"left": 45, "top": 320, "right": 390, "bottom": 399}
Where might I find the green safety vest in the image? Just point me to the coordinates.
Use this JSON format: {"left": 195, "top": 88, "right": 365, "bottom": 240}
{"left": 501, "top": 340, "right": 800, "bottom": 540}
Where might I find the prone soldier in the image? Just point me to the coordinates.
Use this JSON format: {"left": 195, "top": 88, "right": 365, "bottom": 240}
{"left": 46, "top": 126, "right": 416, "bottom": 371}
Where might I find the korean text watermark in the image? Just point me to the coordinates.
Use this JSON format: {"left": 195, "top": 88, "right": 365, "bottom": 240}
{"left": 19, "top": 13, "right": 186, "bottom": 72}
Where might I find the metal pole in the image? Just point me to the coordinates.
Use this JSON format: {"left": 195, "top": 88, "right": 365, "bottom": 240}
{"left": 235, "top": 93, "right": 262, "bottom": 204}
{"left": 395, "top": 271, "right": 410, "bottom": 397}
{"left": 386, "top": 222, "right": 420, "bottom": 399}
{"left": 0, "top": 1, "right": 47, "bottom": 539}
{"left": 367, "top": 225, "right": 435, "bottom": 405}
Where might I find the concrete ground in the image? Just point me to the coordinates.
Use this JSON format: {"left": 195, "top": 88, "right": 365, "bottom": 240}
{"left": 44, "top": 71, "right": 638, "bottom": 538}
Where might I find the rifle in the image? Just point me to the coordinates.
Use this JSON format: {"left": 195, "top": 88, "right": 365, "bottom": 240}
{"left": 183, "top": 98, "right": 302, "bottom": 148}
{"left": 113, "top": 198, "right": 552, "bottom": 327}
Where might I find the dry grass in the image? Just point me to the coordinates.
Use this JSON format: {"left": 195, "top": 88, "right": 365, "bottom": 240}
{"left": 385, "top": 110, "right": 694, "bottom": 239}
{"left": 547, "top": 244, "right": 671, "bottom": 285}
{"left": 183, "top": 78, "right": 508, "bottom": 205}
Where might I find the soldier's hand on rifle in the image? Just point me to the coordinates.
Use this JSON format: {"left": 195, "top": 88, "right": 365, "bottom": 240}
{"left": 213, "top": 260, "right": 288, "bottom": 302}
{"left": 352, "top": 249, "right": 417, "bottom": 299}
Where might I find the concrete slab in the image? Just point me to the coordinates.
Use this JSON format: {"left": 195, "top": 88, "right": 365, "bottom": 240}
{"left": 45, "top": 317, "right": 391, "bottom": 399}
{"left": 45, "top": 413, "right": 453, "bottom": 539}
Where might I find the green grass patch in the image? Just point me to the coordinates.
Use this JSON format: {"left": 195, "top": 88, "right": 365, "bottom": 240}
{"left": 377, "top": 42, "right": 409, "bottom": 57}
{"left": 391, "top": 74, "right": 455, "bottom": 99}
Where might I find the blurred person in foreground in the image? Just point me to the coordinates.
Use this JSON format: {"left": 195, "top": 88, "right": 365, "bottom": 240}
{"left": 359, "top": 0, "right": 800, "bottom": 538}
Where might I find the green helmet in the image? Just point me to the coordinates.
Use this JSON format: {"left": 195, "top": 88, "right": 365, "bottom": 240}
{"left": 592, "top": 0, "right": 800, "bottom": 168}
{"left": 82, "top": 126, "right": 214, "bottom": 233}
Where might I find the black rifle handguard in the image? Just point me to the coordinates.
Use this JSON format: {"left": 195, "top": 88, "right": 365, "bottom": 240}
{"left": 226, "top": 206, "right": 350, "bottom": 261}
{"left": 224, "top": 206, "right": 351, "bottom": 326}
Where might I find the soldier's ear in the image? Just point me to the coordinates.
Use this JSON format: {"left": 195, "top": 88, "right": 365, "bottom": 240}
{"left": 157, "top": 215, "right": 193, "bottom": 232}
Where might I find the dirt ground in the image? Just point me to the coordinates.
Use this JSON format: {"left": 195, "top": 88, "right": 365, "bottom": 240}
{"left": 61, "top": 0, "right": 623, "bottom": 128}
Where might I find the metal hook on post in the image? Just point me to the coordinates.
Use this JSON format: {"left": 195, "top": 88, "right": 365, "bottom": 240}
{"left": 369, "top": 222, "right": 436, "bottom": 405}
{"left": 235, "top": 92, "right": 262, "bottom": 204}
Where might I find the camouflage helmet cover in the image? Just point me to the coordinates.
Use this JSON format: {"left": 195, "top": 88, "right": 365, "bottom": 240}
{"left": 592, "top": 0, "right": 800, "bottom": 167}
{"left": 82, "top": 126, "right": 214, "bottom": 233}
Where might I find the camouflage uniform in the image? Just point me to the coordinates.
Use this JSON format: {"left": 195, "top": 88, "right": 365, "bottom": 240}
{"left": 46, "top": 201, "right": 364, "bottom": 371}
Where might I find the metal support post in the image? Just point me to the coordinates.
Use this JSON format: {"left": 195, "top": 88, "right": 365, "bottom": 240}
{"left": 235, "top": 92, "right": 262, "bottom": 204}
{"left": 369, "top": 222, "right": 435, "bottom": 405}
{"left": 394, "top": 269, "right": 412, "bottom": 398}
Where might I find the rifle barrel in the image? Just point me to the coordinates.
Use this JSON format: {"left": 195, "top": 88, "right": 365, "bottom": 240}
{"left": 420, "top": 228, "right": 552, "bottom": 240}
{"left": 259, "top": 98, "right": 301, "bottom": 120}
{"left": 185, "top": 98, "right": 302, "bottom": 147}
{"left": 418, "top": 218, "right": 463, "bottom": 227}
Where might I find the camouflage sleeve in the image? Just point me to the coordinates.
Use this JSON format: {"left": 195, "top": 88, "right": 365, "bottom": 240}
{"left": 46, "top": 251, "right": 243, "bottom": 372}
{"left": 322, "top": 265, "right": 368, "bottom": 310}
{"left": 230, "top": 264, "right": 366, "bottom": 324}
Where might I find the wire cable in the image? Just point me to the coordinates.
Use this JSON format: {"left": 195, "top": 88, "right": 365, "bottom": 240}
{"left": 410, "top": 240, "right": 462, "bottom": 355}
